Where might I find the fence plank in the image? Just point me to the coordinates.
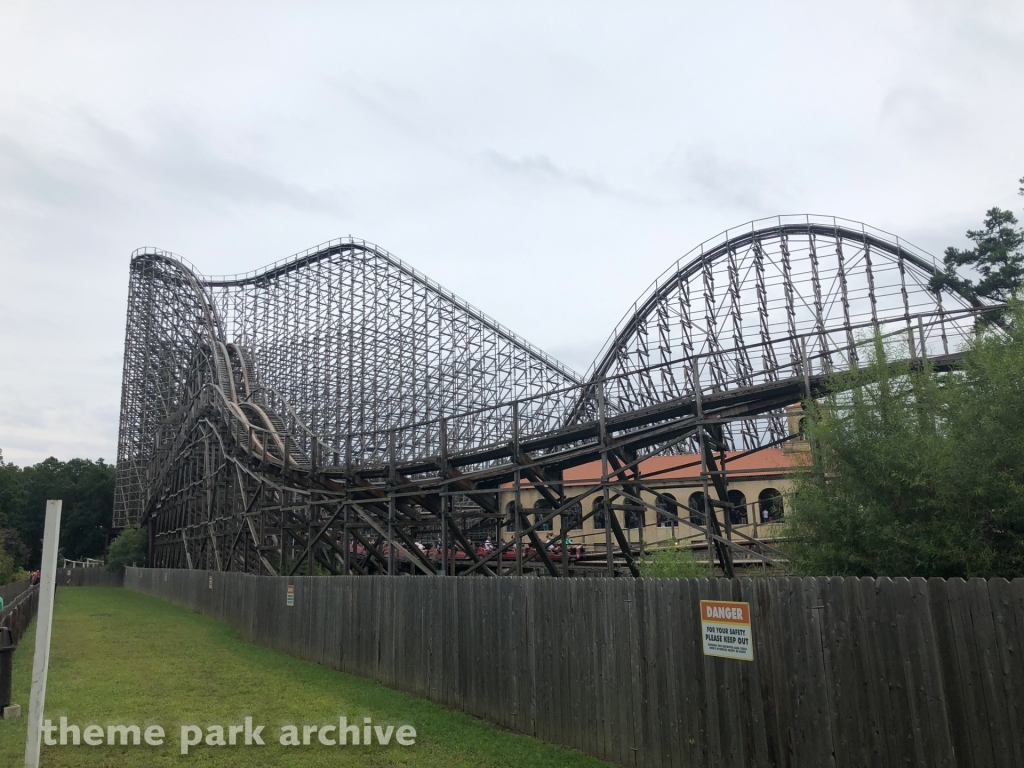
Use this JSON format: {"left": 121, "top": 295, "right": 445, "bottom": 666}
{"left": 966, "top": 578, "right": 1013, "bottom": 768}
{"left": 684, "top": 576, "right": 710, "bottom": 768}
{"left": 873, "top": 578, "right": 917, "bottom": 767}
{"left": 988, "top": 578, "right": 1024, "bottom": 768}
{"left": 647, "top": 580, "right": 671, "bottom": 768}
{"left": 854, "top": 577, "right": 899, "bottom": 767}
{"left": 579, "top": 577, "right": 601, "bottom": 759}
{"left": 945, "top": 578, "right": 996, "bottom": 768}
{"left": 765, "top": 576, "right": 795, "bottom": 768}
{"left": 828, "top": 576, "right": 871, "bottom": 768}
{"left": 612, "top": 579, "right": 634, "bottom": 766}
{"left": 733, "top": 577, "right": 768, "bottom": 768}
{"left": 901, "top": 577, "right": 954, "bottom": 767}
{"left": 596, "top": 577, "right": 612, "bottom": 763}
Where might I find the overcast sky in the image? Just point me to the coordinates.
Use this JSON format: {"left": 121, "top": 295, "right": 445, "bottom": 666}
{"left": 1, "top": 1, "right": 1023, "bottom": 467}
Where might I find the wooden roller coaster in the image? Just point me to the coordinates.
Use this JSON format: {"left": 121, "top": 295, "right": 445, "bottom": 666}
{"left": 113, "top": 215, "right": 995, "bottom": 577}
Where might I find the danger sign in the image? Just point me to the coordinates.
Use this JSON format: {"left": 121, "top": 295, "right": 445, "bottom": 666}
{"left": 700, "top": 599, "right": 753, "bottom": 661}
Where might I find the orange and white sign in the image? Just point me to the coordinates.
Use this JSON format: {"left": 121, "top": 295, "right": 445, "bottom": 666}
{"left": 700, "top": 599, "right": 753, "bottom": 661}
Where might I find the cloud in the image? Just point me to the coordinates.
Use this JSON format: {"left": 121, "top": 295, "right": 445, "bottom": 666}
{"left": 0, "top": 109, "right": 344, "bottom": 230}
{"left": 481, "top": 150, "right": 662, "bottom": 206}
{"left": 0, "top": 134, "right": 117, "bottom": 214}
{"left": 340, "top": 84, "right": 442, "bottom": 152}
{"left": 84, "top": 117, "right": 344, "bottom": 214}
{"left": 664, "top": 143, "right": 780, "bottom": 212}
{"left": 879, "top": 85, "right": 960, "bottom": 142}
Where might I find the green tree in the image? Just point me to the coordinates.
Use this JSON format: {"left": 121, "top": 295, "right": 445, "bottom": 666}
{"left": 57, "top": 459, "right": 116, "bottom": 561}
{"left": 0, "top": 543, "right": 13, "bottom": 585}
{"left": 0, "top": 462, "right": 29, "bottom": 572}
{"left": 636, "top": 543, "right": 712, "bottom": 578}
{"left": 784, "top": 312, "right": 1024, "bottom": 578}
{"left": 0, "top": 528, "right": 29, "bottom": 580}
{"left": 106, "top": 527, "right": 147, "bottom": 572}
{"left": 0, "top": 456, "right": 115, "bottom": 567}
{"left": 930, "top": 177, "right": 1024, "bottom": 305}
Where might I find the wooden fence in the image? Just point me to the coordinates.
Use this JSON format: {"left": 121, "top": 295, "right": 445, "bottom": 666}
{"left": 56, "top": 568, "right": 124, "bottom": 588}
{"left": 0, "top": 584, "right": 38, "bottom": 646}
{"left": 124, "top": 569, "right": 1024, "bottom": 768}
{"left": 0, "top": 579, "right": 30, "bottom": 607}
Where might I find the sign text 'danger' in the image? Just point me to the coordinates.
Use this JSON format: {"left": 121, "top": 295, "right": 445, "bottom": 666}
{"left": 700, "top": 600, "right": 749, "bottom": 624}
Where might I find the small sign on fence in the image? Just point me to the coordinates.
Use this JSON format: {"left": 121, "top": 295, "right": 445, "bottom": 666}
{"left": 286, "top": 585, "right": 294, "bottom": 607}
{"left": 208, "top": 576, "right": 213, "bottom": 590}
{"left": 700, "top": 600, "right": 753, "bottom": 661}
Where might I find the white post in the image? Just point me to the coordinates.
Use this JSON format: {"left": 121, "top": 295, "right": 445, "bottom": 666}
{"left": 24, "top": 499, "right": 61, "bottom": 768}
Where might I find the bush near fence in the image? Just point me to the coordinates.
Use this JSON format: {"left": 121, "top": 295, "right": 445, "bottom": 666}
{"left": 124, "top": 569, "right": 1024, "bottom": 768}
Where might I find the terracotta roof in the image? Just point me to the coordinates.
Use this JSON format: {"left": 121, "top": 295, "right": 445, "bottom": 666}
{"left": 560, "top": 447, "right": 808, "bottom": 485}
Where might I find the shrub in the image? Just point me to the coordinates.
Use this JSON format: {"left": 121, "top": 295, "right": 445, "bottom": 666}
{"left": 106, "top": 527, "right": 147, "bottom": 572}
{"left": 636, "top": 543, "right": 712, "bottom": 578}
{"left": 785, "top": 310, "right": 1024, "bottom": 578}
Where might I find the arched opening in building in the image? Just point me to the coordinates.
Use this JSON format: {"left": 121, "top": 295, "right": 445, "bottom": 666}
{"left": 728, "top": 489, "right": 748, "bottom": 525}
{"left": 656, "top": 493, "right": 677, "bottom": 527}
{"left": 688, "top": 492, "right": 706, "bottom": 526}
{"left": 592, "top": 497, "right": 606, "bottom": 530}
{"left": 758, "top": 488, "right": 784, "bottom": 522}
{"left": 505, "top": 501, "right": 522, "bottom": 532}
{"left": 624, "top": 503, "right": 644, "bottom": 529}
{"left": 563, "top": 503, "right": 582, "bottom": 531}
{"left": 533, "top": 498, "right": 554, "bottom": 531}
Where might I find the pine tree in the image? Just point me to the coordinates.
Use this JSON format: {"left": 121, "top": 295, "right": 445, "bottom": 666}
{"left": 930, "top": 177, "right": 1024, "bottom": 305}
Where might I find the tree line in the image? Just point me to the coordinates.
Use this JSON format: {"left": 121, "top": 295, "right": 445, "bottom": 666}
{"left": 0, "top": 457, "right": 114, "bottom": 583}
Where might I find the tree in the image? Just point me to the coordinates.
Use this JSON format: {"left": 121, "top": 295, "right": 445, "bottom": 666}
{"left": 930, "top": 177, "right": 1024, "bottom": 305}
{"left": 0, "top": 526, "right": 30, "bottom": 585}
{"left": 635, "top": 543, "right": 712, "bottom": 578}
{"left": 0, "top": 537, "right": 16, "bottom": 585}
{"left": 57, "top": 459, "right": 116, "bottom": 561}
{"left": 0, "top": 547, "right": 30, "bottom": 585}
{"left": 106, "top": 527, "right": 147, "bottom": 572}
{"left": 784, "top": 310, "right": 1024, "bottom": 578}
{"left": 0, "top": 456, "right": 115, "bottom": 567}
{"left": 0, "top": 463, "right": 29, "bottom": 571}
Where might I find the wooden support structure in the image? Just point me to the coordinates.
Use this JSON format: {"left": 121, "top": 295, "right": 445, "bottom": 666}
{"left": 116, "top": 222, "right": 996, "bottom": 577}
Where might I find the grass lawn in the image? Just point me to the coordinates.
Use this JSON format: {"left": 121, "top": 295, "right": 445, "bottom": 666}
{"left": 0, "top": 587, "right": 609, "bottom": 767}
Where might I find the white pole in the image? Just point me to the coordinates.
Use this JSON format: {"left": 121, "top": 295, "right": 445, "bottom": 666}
{"left": 24, "top": 499, "right": 61, "bottom": 768}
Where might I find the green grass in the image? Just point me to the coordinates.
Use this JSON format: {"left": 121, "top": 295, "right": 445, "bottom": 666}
{"left": 0, "top": 588, "right": 609, "bottom": 767}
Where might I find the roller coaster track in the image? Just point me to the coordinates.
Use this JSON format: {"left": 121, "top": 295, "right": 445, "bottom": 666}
{"left": 113, "top": 214, "right": 995, "bottom": 577}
